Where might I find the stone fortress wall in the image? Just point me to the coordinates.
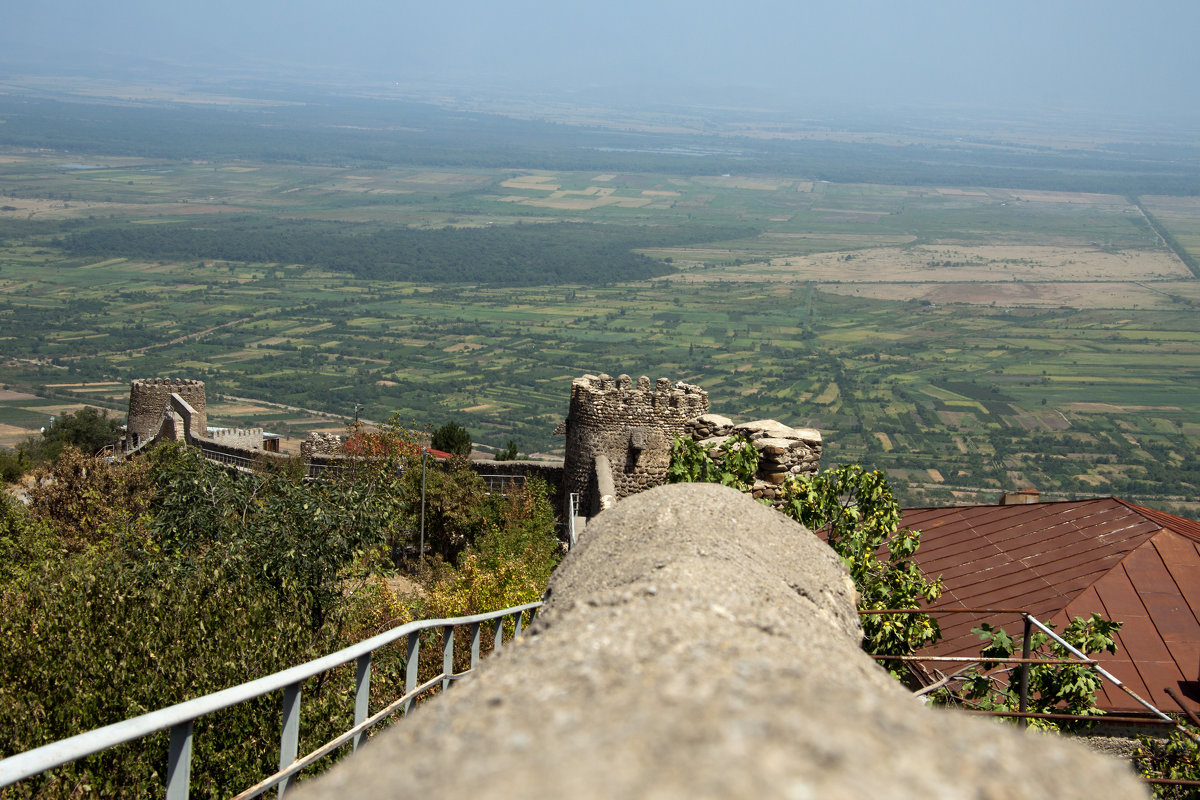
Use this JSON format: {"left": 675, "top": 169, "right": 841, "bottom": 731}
{"left": 683, "top": 414, "right": 823, "bottom": 503}
{"left": 123, "top": 373, "right": 821, "bottom": 522}
{"left": 562, "top": 373, "right": 824, "bottom": 514}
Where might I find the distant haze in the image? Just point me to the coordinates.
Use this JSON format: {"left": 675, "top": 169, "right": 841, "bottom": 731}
{"left": 4, "top": 0, "right": 1198, "bottom": 122}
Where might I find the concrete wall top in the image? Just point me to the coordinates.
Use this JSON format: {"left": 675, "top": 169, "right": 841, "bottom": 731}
{"left": 296, "top": 483, "right": 1146, "bottom": 800}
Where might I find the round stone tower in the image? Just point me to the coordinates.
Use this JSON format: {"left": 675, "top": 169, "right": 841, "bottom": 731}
{"left": 127, "top": 378, "right": 207, "bottom": 445}
{"left": 563, "top": 373, "right": 708, "bottom": 514}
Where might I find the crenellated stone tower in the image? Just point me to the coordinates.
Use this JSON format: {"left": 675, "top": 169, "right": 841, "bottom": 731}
{"left": 563, "top": 374, "right": 708, "bottom": 514}
{"left": 127, "top": 378, "right": 207, "bottom": 446}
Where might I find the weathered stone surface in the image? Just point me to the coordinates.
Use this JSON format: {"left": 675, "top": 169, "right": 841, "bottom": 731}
{"left": 562, "top": 374, "right": 709, "bottom": 515}
{"left": 753, "top": 437, "right": 794, "bottom": 455}
{"left": 127, "top": 378, "right": 207, "bottom": 446}
{"left": 790, "top": 427, "right": 823, "bottom": 445}
{"left": 733, "top": 419, "right": 798, "bottom": 440}
{"left": 301, "top": 431, "right": 344, "bottom": 459}
{"left": 296, "top": 484, "right": 1146, "bottom": 800}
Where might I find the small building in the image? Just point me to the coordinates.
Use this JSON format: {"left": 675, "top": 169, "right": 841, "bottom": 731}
{"left": 900, "top": 497, "right": 1200, "bottom": 718}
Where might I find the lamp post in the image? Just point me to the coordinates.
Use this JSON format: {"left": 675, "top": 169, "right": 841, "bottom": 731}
{"left": 419, "top": 447, "right": 427, "bottom": 564}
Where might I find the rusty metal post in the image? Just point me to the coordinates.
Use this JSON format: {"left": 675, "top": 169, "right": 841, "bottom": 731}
{"left": 1018, "top": 615, "right": 1033, "bottom": 730}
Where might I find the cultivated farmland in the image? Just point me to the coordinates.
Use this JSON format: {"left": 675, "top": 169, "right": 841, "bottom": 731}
{"left": 2, "top": 97, "right": 1199, "bottom": 511}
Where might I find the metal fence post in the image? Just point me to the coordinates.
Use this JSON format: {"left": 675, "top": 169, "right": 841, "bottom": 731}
{"left": 470, "top": 622, "right": 481, "bottom": 670}
{"left": 165, "top": 721, "right": 193, "bottom": 800}
{"left": 404, "top": 633, "right": 420, "bottom": 715}
{"left": 278, "top": 683, "right": 302, "bottom": 796}
{"left": 353, "top": 653, "right": 371, "bottom": 751}
{"left": 493, "top": 617, "right": 504, "bottom": 653}
{"left": 514, "top": 610, "right": 524, "bottom": 638}
{"left": 442, "top": 626, "right": 455, "bottom": 691}
{"left": 1018, "top": 615, "right": 1033, "bottom": 730}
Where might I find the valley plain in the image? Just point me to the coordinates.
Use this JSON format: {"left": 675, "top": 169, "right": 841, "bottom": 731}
{"left": 1, "top": 90, "right": 1198, "bottom": 511}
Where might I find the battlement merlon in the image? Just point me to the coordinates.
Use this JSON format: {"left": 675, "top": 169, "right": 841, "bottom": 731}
{"left": 569, "top": 373, "right": 709, "bottom": 418}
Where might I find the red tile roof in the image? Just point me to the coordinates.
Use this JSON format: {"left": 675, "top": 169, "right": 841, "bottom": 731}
{"left": 901, "top": 497, "right": 1200, "bottom": 716}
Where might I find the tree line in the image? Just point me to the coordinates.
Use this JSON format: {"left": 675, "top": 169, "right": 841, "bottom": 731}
{"left": 60, "top": 219, "right": 754, "bottom": 287}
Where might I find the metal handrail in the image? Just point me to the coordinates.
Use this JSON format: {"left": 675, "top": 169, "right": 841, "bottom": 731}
{"left": 0, "top": 601, "right": 542, "bottom": 798}
{"left": 865, "top": 607, "right": 1199, "bottom": 744}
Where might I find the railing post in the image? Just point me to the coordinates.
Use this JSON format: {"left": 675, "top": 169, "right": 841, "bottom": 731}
{"left": 165, "top": 721, "right": 193, "bottom": 800}
{"left": 514, "top": 610, "right": 524, "bottom": 638}
{"left": 404, "top": 632, "right": 420, "bottom": 715}
{"left": 442, "top": 626, "right": 455, "bottom": 691}
{"left": 493, "top": 617, "right": 504, "bottom": 653}
{"left": 470, "top": 622, "right": 481, "bottom": 670}
{"left": 353, "top": 653, "right": 371, "bottom": 751}
{"left": 278, "top": 682, "right": 302, "bottom": 796}
{"left": 1018, "top": 615, "right": 1033, "bottom": 730}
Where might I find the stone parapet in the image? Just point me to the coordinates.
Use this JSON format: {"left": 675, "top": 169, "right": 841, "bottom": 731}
{"left": 295, "top": 483, "right": 1146, "bottom": 800}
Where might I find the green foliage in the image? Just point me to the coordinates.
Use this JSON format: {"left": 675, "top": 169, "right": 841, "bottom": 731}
{"left": 18, "top": 407, "right": 123, "bottom": 465}
{"left": 0, "top": 491, "right": 60, "bottom": 589}
{"left": 26, "top": 445, "right": 156, "bottom": 552}
{"left": 666, "top": 434, "right": 759, "bottom": 491}
{"left": 948, "top": 613, "right": 1123, "bottom": 731}
{"left": 0, "top": 447, "right": 30, "bottom": 483}
{"left": 431, "top": 421, "right": 472, "bottom": 457}
{"left": 495, "top": 439, "right": 519, "bottom": 461}
{"left": 778, "top": 464, "right": 942, "bottom": 660}
{"left": 0, "top": 551, "right": 334, "bottom": 798}
{"left": 0, "top": 425, "right": 562, "bottom": 797}
{"left": 1134, "top": 724, "right": 1200, "bottom": 798}
{"left": 146, "top": 443, "right": 394, "bottom": 630}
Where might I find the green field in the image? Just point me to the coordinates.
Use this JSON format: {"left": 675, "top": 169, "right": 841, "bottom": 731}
{"left": 3, "top": 95, "right": 1200, "bottom": 512}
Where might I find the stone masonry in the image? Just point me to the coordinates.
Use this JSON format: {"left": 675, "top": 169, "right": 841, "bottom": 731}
{"left": 563, "top": 374, "right": 709, "bottom": 514}
{"left": 562, "top": 374, "right": 824, "bottom": 514}
{"left": 126, "top": 378, "right": 207, "bottom": 448}
{"left": 300, "top": 432, "right": 346, "bottom": 460}
{"left": 684, "top": 414, "right": 823, "bottom": 503}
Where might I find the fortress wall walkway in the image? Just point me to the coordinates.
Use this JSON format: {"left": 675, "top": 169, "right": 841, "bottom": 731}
{"left": 295, "top": 482, "right": 1146, "bottom": 799}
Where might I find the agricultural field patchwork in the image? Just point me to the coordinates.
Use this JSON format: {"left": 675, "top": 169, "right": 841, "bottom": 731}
{"left": 2, "top": 145, "right": 1199, "bottom": 512}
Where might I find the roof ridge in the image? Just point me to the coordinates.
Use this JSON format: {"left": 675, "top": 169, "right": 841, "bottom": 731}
{"left": 1113, "top": 498, "right": 1200, "bottom": 543}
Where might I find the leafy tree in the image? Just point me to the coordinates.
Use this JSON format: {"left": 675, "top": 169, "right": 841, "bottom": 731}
{"left": 0, "top": 420, "right": 562, "bottom": 797}
{"left": 431, "top": 421, "right": 472, "bottom": 456}
{"left": 778, "top": 464, "right": 942, "bottom": 660}
{"left": 0, "top": 490, "right": 58, "bottom": 590}
{"left": 1134, "top": 723, "right": 1200, "bottom": 798}
{"left": 495, "top": 439, "right": 519, "bottom": 461}
{"left": 0, "top": 447, "right": 30, "bottom": 483}
{"left": 26, "top": 445, "right": 156, "bottom": 552}
{"left": 19, "top": 406, "right": 123, "bottom": 464}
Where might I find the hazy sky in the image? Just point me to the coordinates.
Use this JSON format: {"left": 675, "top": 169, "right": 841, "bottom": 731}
{"left": 5, "top": 0, "right": 1198, "bottom": 118}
